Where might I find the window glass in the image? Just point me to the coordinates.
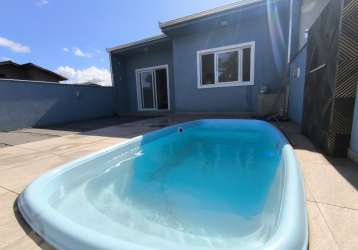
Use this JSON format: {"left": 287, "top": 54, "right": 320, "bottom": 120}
{"left": 242, "top": 48, "right": 251, "bottom": 82}
{"left": 155, "top": 69, "right": 168, "bottom": 110}
{"left": 140, "top": 71, "right": 154, "bottom": 109}
{"left": 201, "top": 54, "right": 215, "bottom": 85}
{"left": 217, "top": 51, "right": 238, "bottom": 83}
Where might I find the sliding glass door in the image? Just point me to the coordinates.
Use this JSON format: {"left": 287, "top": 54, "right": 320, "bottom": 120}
{"left": 137, "top": 66, "right": 169, "bottom": 111}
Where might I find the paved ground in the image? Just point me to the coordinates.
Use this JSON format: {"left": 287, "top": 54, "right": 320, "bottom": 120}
{"left": 0, "top": 115, "right": 357, "bottom": 249}
{"left": 0, "top": 116, "right": 154, "bottom": 148}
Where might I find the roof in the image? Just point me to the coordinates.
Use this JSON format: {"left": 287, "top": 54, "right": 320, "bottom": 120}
{"left": 159, "top": 0, "right": 263, "bottom": 29}
{"left": 107, "top": 0, "right": 263, "bottom": 53}
{"left": 0, "top": 60, "right": 67, "bottom": 81}
{"left": 0, "top": 60, "right": 20, "bottom": 66}
{"left": 107, "top": 34, "right": 168, "bottom": 53}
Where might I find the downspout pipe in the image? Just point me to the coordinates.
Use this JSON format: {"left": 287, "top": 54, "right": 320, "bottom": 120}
{"left": 283, "top": 0, "right": 294, "bottom": 117}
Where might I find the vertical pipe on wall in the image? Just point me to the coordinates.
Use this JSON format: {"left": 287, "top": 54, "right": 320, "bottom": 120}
{"left": 287, "top": 0, "right": 293, "bottom": 64}
{"left": 265, "top": 0, "right": 291, "bottom": 118}
{"left": 108, "top": 51, "right": 116, "bottom": 115}
{"left": 284, "top": 0, "right": 294, "bottom": 117}
{"left": 108, "top": 52, "right": 114, "bottom": 87}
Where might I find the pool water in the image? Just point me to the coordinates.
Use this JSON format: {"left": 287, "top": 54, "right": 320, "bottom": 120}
{"left": 19, "top": 120, "right": 308, "bottom": 250}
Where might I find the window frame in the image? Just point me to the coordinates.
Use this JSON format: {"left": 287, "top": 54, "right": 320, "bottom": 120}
{"left": 197, "top": 41, "right": 255, "bottom": 89}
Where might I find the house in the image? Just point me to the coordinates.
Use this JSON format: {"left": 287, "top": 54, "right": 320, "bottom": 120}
{"left": 0, "top": 60, "right": 67, "bottom": 82}
{"left": 107, "top": 0, "right": 358, "bottom": 157}
{"left": 107, "top": 0, "right": 301, "bottom": 115}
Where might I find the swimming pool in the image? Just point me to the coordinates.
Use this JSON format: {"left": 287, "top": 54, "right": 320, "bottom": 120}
{"left": 18, "top": 119, "right": 308, "bottom": 250}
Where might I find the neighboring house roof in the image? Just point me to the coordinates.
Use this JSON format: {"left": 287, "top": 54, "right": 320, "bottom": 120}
{"left": 0, "top": 60, "right": 67, "bottom": 81}
{"left": 107, "top": 0, "right": 264, "bottom": 53}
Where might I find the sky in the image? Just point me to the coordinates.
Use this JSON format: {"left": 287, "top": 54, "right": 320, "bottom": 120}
{"left": 0, "top": 0, "right": 239, "bottom": 85}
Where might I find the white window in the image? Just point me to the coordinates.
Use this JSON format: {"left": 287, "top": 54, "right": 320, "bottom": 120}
{"left": 197, "top": 41, "right": 255, "bottom": 88}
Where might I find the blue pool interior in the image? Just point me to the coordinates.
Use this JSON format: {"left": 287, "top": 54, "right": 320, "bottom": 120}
{"left": 18, "top": 120, "right": 308, "bottom": 250}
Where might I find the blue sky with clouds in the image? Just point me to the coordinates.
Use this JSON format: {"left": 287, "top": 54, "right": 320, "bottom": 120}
{"left": 0, "top": 0, "right": 238, "bottom": 85}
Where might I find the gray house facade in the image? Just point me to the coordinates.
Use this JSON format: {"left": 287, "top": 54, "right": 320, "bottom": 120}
{"left": 109, "top": 0, "right": 300, "bottom": 114}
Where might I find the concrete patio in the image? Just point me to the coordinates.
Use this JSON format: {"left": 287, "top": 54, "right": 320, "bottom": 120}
{"left": 0, "top": 116, "right": 155, "bottom": 149}
{"left": 0, "top": 116, "right": 357, "bottom": 250}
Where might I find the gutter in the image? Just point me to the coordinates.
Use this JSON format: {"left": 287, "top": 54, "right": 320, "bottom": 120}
{"left": 106, "top": 34, "right": 168, "bottom": 53}
{"left": 159, "top": 0, "right": 263, "bottom": 29}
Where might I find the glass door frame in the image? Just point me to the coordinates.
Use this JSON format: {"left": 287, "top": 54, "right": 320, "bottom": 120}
{"left": 135, "top": 65, "right": 170, "bottom": 112}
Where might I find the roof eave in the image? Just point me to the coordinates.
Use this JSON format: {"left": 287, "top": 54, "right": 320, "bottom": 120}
{"left": 159, "top": 0, "right": 263, "bottom": 30}
{"left": 107, "top": 34, "right": 168, "bottom": 53}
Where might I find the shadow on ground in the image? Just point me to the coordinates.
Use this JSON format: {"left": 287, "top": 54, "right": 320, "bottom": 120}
{"left": 39, "top": 115, "right": 157, "bottom": 133}
{"left": 325, "top": 156, "right": 358, "bottom": 190}
{"left": 13, "top": 198, "right": 54, "bottom": 250}
{"left": 278, "top": 121, "right": 358, "bottom": 190}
